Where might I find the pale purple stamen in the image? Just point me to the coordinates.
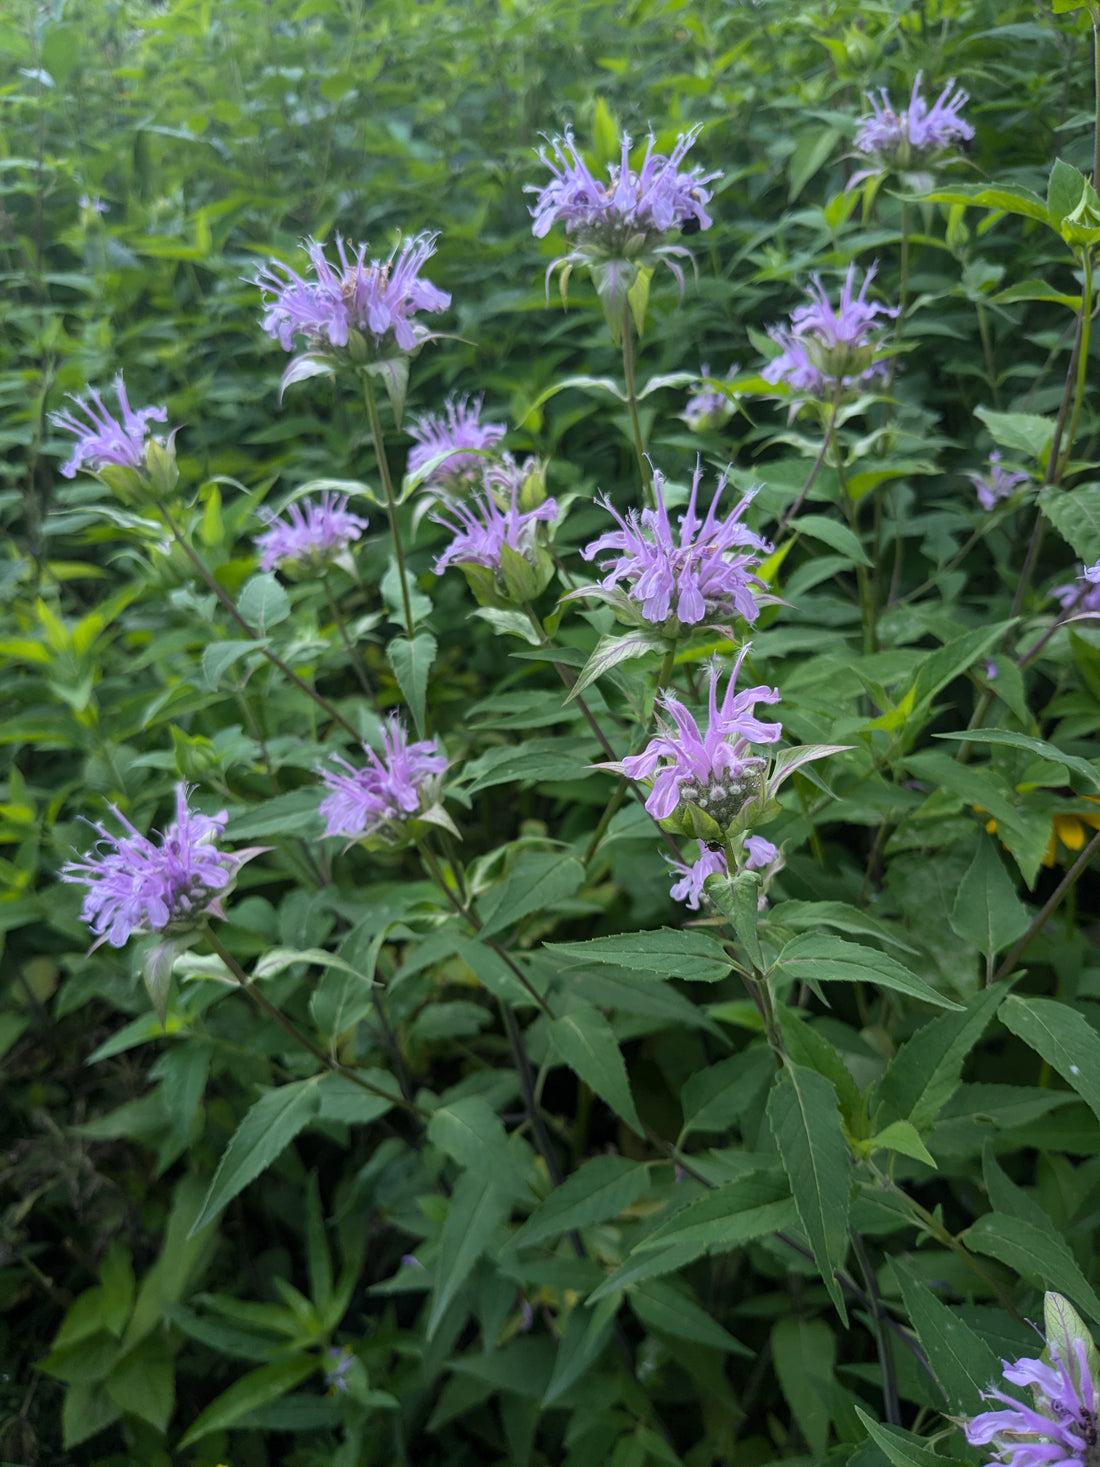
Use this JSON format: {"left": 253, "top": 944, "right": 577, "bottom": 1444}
{"left": 965, "top": 1340, "right": 1097, "bottom": 1467}
{"left": 255, "top": 492, "right": 368, "bottom": 572}
{"left": 855, "top": 72, "right": 974, "bottom": 163}
{"left": 432, "top": 475, "right": 558, "bottom": 574}
{"left": 763, "top": 264, "right": 896, "bottom": 398}
{"left": 318, "top": 718, "right": 447, "bottom": 839}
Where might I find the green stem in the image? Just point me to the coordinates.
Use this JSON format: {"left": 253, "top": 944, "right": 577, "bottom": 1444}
{"left": 1057, "top": 248, "right": 1093, "bottom": 483}
{"left": 154, "top": 495, "right": 360, "bottom": 742}
{"left": 977, "top": 302, "right": 1001, "bottom": 410}
{"left": 203, "top": 927, "right": 426, "bottom": 1117}
{"left": 845, "top": 493, "right": 876, "bottom": 654}
{"left": 363, "top": 373, "right": 415, "bottom": 635}
{"left": 621, "top": 316, "right": 653, "bottom": 508}
{"left": 991, "top": 829, "right": 1100, "bottom": 985}
{"left": 777, "top": 393, "right": 839, "bottom": 536}
{"left": 1094, "top": 11, "right": 1100, "bottom": 188}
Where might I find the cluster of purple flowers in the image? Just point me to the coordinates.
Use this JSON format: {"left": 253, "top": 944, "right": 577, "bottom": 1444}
{"left": 966, "top": 1341, "right": 1098, "bottom": 1467}
{"left": 318, "top": 717, "right": 448, "bottom": 842}
{"left": 432, "top": 473, "right": 558, "bottom": 577}
{"left": 619, "top": 650, "right": 782, "bottom": 825}
{"left": 60, "top": 785, "right": 253, "bottom": 948}
{"left": 49, "top": 373, "right": 167, "bottom": 480}
{"left": 579, "top": 463, "right": 769, "bottom": 630}
{"left": 969, "top": 451, "right": 1030, "bottom": 512}
{"left": 255, "top": 492, "right": 369, "bottom": 574}
{"left": 529, "top": 127, "right": 718, "bottom": 255}
{"left": 763, "top": 264, "right": 896, "bottom": 399}
{"left": 256, "top": 233, "right": 450, "bottom": 359}
{"left": 854, "top": 72, "right": 974, "bottom": 175}
{"left": 667, "top": 833, "right": 781, "bottom": 909}
{"left": 1054, "top": 560, "right": 1100, "bottom": 616}
{"left": 407, "top": 395, "right": 507, "bottom": 488}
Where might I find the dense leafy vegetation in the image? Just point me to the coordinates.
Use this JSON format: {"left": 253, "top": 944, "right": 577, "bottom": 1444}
{"left": 6, "top": 0, "right": 1100, "bottom": 1463}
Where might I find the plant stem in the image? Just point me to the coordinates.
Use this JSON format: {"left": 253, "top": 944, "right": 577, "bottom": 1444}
{"left": 850, "top": 1230, "right": 901, "bottom": 1426}
{"left": 363, "top": 373, "right": 415, "bottom": 635}
{"left": 991, "top": 829, "right": 1100, "bottom": 984}
{"left": 621, "top": 315, "right": 653, "bottom": 507}
{"left": 153, "top": 495, "right": 361, "bottom": 742}
{"left": 203, "top": 927, "right": 426, "bottom": 1116}
{"left": 1057, "top": 248, "right": 1094, "bottom": 483}
{"left": 1016, "top": 580, "right": 1090, "bottom": 669}
{"left": 777, "top": 393, "right": 839, "bottom": 535}
{"left": 499, "top": 1000, "right": 564, "bottom": 1187}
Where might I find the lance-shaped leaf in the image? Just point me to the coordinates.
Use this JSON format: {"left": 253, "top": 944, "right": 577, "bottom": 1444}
{"left": 999, "top": 994, "right": 1100, "bottom": 1123}
{"left": 387, "top": 633, "right": 436, "bottom": 736}
{"left": 774, "top": 934, "right": 964, "bottom": 1010}
{"left": 568, "top": 626, "right": 668, "bottom": 700}
{"left": 767, "top": 1064, "right": 851, "bottom": 1323}
{"left": 549, "top": 1005, "right": 642, "bottom": 1135}
{"left": 178, "top": 1356, "right": 317, "bottom": 1446}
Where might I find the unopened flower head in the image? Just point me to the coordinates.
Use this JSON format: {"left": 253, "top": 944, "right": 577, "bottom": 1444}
{"left": 620, "top": 648, "right": 782, "bottom": 829}
{"left": 763, "top": 264, "right": 896, "bottom": 399}
{"left": 530, "top": 126, "right": 717, "bottom": 254}
{"left": 255, "top": 492, "right": 368, "bottom": 574}
{"left": 681, "top": 364, "right": 739, "bottom": 433}
{"left": 855, "top": 72, "right": 974, "bottom": 172}
{"left": 318, "top": 717, "right": 448, "bottom": 843}
{"left": 49, "top": 373, "right": 167, "bottom": 479}
{"left": 407, "top": 395, "right": 507, "bottom": 488}
{"left": 60, "top": 784, "right": 253, "bottom": 948}
{"left": 580, "top": 461, "right": 769, "bottom": 631}
{"left": 256, "top": 232, "right": 450, "bottom": 361}
{"left": 966, "top": 1340, "right": 1098, "bottom": 1467}
{"left": 1053, "top": 559, "right": 1100, "bottom": 616}
{"left": 970, "top": 451, "right": 1030, "bottom": 512}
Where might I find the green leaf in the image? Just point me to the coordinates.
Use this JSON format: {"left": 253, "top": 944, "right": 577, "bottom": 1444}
{"left": 767, "top": 1064, "right": 850, "bottom": 1322}
{"left": 202, "top": 638, "right": 263, "bottom": 689}
{"left": 949, "top": 839, "right": 1031, "bottom": 966}
{"left": 767, "top": 900, "right": 918, "bottom": 952}
{"left": 587, "top": 1241, "right": 708, "bottom": 1301}
{"left": 549, "top": 1006, "right": 642, "bottom": 1135}
{"left": 631, "top": 1280, "right": 750, "bottom": 1355}
{"left": 633, "top": 1169, "right": 794, "bottom": 1257}
{"left": 771, "top": 1316, "right": 835, "bottom": 1457}
{"left": 237, "top": 573, "right": 290, "bottom": 632}
{"left": 509, "top": 1156, "right": 651, "bottom": 1249}
{"left": 569, "top": 627, "right": 667, "bottom": 700}
{"left": 855, "top": 1409, "right": 968, "bottom": 1467}
{"left": 542, "top": 1294, "right": 620, "bottom": 1405}
{"left": 98, "top": 1243, "right": 135, "bottom": 1338}
{"left": 775, "top": 934, "right": 964, "bottom": 1010}
{"left": 546, "top": 928, "right": 730, "bottom": 983}
{"left": 894, "top": 1259, "right": 1000, "bottom": 1413}
{"left": 864, "top": 1120, "right": 936, "bottom": 1167}
{"left": 316, "top": 1070, "right": 397, "bottom": 1126}
{"left": 386, "top": 633, "right": 437, "bottom": 737}
{"left": 874, "top": 984, "right": 1006, "bottom": 1132}
{"left": 428, "top": 1170, "right": 512, "bottom": 1339}
{"left": 999, "top": 994, "right": 1100, "bottom": 1123}
{"left": 992, "top": 278, "right": 1082, "bottom": 309}
{"left": 61, "top": 1381, "right": 122, "bottom": 1449}
{"left": 1046, "top": 1293, "right": 1100, "bottom": 1391}
{"left": 961, "top": 1212, "right": 1100, "bottom": 1324}
{"left": 104, "top": 1334, "right": 175, "bottom": 1431}
{"left": 463, "top": 737, "right": 598, "bottom": 795}
{"left": 177, "top": 1357, "right": 317, "bottom": 1446}
{"left": 910, "top": 622, "right": 1015, "bottom": 712}
{"left": 1039, "top": 484, "right": 1100, "bottom": 564}
{"left": 680, "top": 1047, "right": 775, "bottom": 1138}
{"left": 974, "top": 406, "right": 1056, "bottom": 462}
{"left": 1048, "top": 157, "right": 1089, "bottom": 223}
{"left": 777, "top": 1010, "right": 861, "bottom": 1122}
{"left": 923, "top": 183, "right": 1050, "bottom": 226}
{"left": 477, "top": 850, "right": 585, "bottom": 940}
{"left": 427, "top": 1095, "right": 527, "bottom": 1192}
{"left": 705, "top": 868, "right": 764, "bottom": 970}
{"left": 794, "top": 513, "right": 872, "bottom": 566}
{"left": 934, "top": 728, "right": 1100, "bottom": 792}
{"left": 190, "top": 1078, "right": 323, "bottom": 1235}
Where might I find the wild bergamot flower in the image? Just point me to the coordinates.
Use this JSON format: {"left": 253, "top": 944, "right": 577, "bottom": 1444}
{"left": 255, "top": 492, "right": 369, "bottom": 575}
{"left": 318, "top": 717, "right": 449, "bottom": 844}
{"left": 763, "top": 264, "right": 896, "bottom": 400}
{"left": 407, "top": 395, "right": 507, "bottom": 489}
{"left": 853, "top": 72, "right": 973, "bottom": 179}
{"left": 50, "top": 373, "right": 167, "bottom": 480}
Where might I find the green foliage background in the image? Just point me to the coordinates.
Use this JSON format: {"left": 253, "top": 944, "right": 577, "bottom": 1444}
{"left": 5, "top": 0, "right": 1100, "bottom": 1464}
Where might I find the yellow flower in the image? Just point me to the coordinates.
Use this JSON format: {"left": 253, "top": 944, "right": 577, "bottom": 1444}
{"left": 978, "top": 796, "right": 1100, "bottom": 867}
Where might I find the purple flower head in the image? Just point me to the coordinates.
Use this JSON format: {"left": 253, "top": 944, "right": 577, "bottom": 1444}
{"left": 529, "top": 126, "right": 718, "bottom": 254}
{"left": 78, "top": 193, "right": 108, "bottom": 216}
{"left": 579, "top": 461, "right": 770, "bottom": 631}
{"left": 621, "top": 648, "right": 782, "bottom": 826}
{"left": 324, "top": 1347, "right": 355, "bottom": 1396}
{"left": 667, "top": 842, "right": 728, "bottom": 910}
{"left": 255, "top": 492, "right": 368, "bottom": 574}
{"left": 432, "top": 472, "right": 558, "bottom": 591}
{"left": 318, "top": 717, "right": 448, "bottom": 842}
{"left": 49, "top": 373, "right": 167, "bottom": 480}
{"left": 763, "top": 264, "right": 897, "bottom": 399}
{"left": 407, "top": 395, "right": 507, "bottom": 488}
{"left": 1053, "top": 560, "right": 1100, "bottom": 616}
{"left": 256, "top": 232, "right": 451, "bottom": 359}
{"left": 966, "top": 1340, "right": 1098, "bottom": 1467}
{"left": 744, "top": 834, "right": 779, "bottom": 871}
{"left": 60, "top": 784, "right": 253, "bottom": 949}
{"left": 681, "top": 364, "right": 739, "bottom": 433}
{"left": 855, "top": 72, "right": 974, "bottom": 170}
{"left": 970, "top": 451, "right": 1030, "bottom": 512}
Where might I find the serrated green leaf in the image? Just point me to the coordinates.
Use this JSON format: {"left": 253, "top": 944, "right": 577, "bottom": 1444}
{"left": 568, "top": 627, "right": 667, "bottom": 699}
{"left": 1039, "top": 484, "right": 1100, "bottom": 564}
{"left": 875, "top": 984, "right": 1006, "bottom": 1132}
{"left": 855, "top": 1409, "right": 968, "bottom": 1467}
{"left": 949, "top": 839, "right": 1031, "bottom": 967}
{"left": 549, "top": 1006, "right": 642, "bottom": 1135}
{"left": 104, "top": 1334, "right": 174, "bottom": 1431}
{"left": 477, "top": 849, "right": 585, "bottom": 939}
{"left": 428, "top": 1170, "right": 512, "bottom": 1339}
{"left": 386, "top": 632, "right": 436, "bottom": 737}
{"left": 772, "top": 1316, "right": 835, "bottom": 1456}
{"left": 190, "top": 1078, "right": 323, "bottom": 1235}
{"left": 894, "top": 1259, "right": 1000, "bottom": 1413}
{"left": 631, "top": 1280, "right": 750, "bottom": 1355}
{"left": 794, "top": 513, "right": 872, "bottom": 566}
{"left": 934, "top": 728, "right": 1100, "bottom": 791}
{"left": 767, "top": 1064, "right": 850, "bottom": 1322}
{"left": 775, "top": 934, "right": 963, "bottom": 1010}
{"left": 510, "top": 1156, "right": 650, "bottom": 1249}
{"left": 202, "top": 638, "right": 263, "bottom": 689}
{"left": 962, "top": 1212, "right": 1100, "bottom": 1324}
{"left": 680, "top": 1047, "right": 775, "bottom": 1138}
{"left": 999, "top": 994, "right": 1100, "bottom": 1123}
{"left": 547, "top": 928, "right": 730, "bottom": 983}
{"left": 237, "top": 573, "right": 290, "bottom": 632}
